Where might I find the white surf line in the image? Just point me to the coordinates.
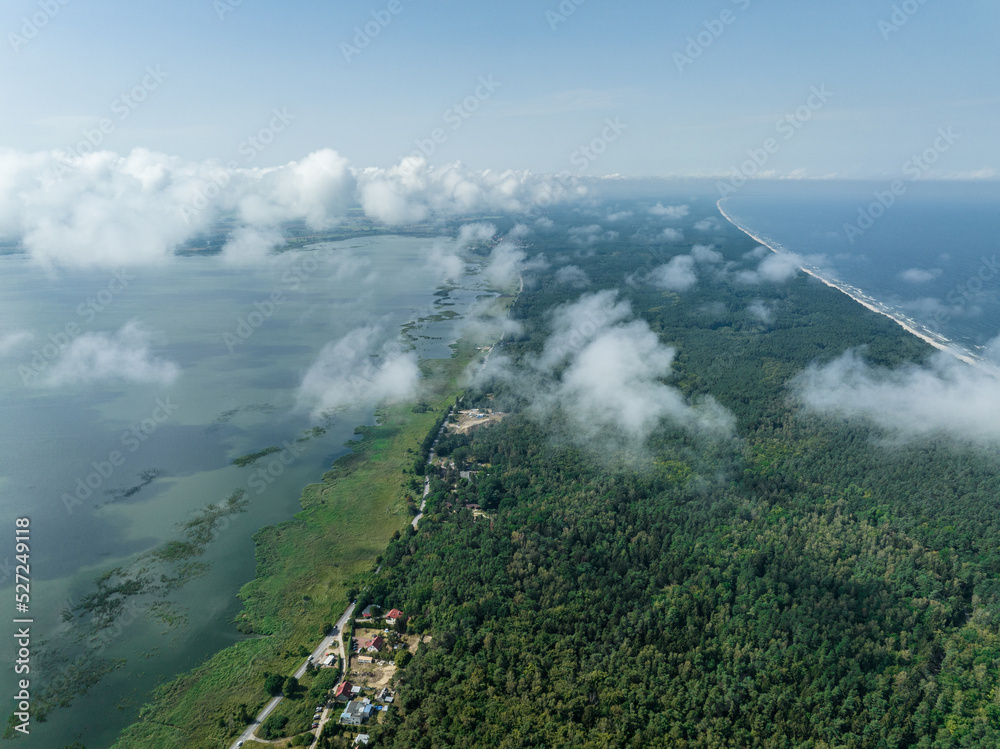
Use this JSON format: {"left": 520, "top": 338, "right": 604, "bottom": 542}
{"left": 716, "top": 198, "right": 981, "bottom": 368}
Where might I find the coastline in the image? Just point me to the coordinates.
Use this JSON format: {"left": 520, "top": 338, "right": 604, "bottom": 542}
{"left": 108, "top": 294, "right": 513, "bottom": 747}
{"left": 716, "top": 198, "right": 981, "bottom": 368}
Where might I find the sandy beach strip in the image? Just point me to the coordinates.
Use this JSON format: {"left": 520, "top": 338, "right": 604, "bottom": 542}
{"left": 716, "top": 198, "right": 981, "bottom": 367}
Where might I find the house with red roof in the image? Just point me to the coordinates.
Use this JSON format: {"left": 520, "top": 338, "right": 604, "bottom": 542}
{"left": 385, "top": 608, "right": 404, "bottom": 625}
{"left": 334, "top": 681, "right": 354, "bottom": 702}
{"left": 360, "top": 635, "right": 384, "bottom": 652}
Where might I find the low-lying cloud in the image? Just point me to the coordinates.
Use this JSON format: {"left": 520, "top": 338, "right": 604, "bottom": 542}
{"left": 42, "top": 320, "right": 179, "bottom": 387}
{"left": 0, "top": 331, "right": 33, "bottom": 357}
{"left": 650, "top": 255, "right": 697, "bottom": 291}
{"left": 0, "top": 148, "right": 586, "bottom": 268}
{"left": 641, "top": 244, "right": 722, "bottom": 292}
{"left": 792, "top": 346, "right": 1000, "bottom": 445}
{"left": 900, "top": 267, "right": 943, "bottom": 284}
{"left": 479, "top": 291, "right": 734, "bottom": 452}
{"left": 555, "top": 264, "right": 590, "bottom": 288}
{"left": 649, "top": 203, "right": 689, "bottom": 220}
{"left": 356, "top": 156, "right": 584, "bottom": 225}
{"left": 296, "top": 327, "right": 419, "bottom": 419}
{"left": 736, "top": 250, "right": 802, "bottom": 284}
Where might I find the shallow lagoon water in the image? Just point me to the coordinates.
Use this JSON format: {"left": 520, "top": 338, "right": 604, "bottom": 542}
{"left": 0, "top": 235, "right": 487, "bottom": 747}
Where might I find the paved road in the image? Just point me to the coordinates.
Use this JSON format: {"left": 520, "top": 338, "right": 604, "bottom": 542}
{"left": 410, "top": 408, "right": 453, "bottom": 529}
{"left": 229, "top": 601, "right": 356, "bottom": 749}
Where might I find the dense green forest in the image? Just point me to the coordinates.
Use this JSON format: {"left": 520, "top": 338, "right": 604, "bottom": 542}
{"left": 356, "top": 207, "right": 1000, "bottom": 748}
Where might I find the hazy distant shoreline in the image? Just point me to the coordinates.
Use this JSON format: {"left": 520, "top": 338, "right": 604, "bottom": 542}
{"left": 716, "top": 198, "right": 980, "bottom": 367}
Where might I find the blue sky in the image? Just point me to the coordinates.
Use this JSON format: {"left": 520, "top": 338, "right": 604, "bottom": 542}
{"left": 3, "top": 0, "right": 998, "bottom": 178}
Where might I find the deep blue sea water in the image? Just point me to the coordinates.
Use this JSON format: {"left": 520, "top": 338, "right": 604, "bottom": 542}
{"left": 720, "top": 180, "right": 1000, "bottom": 358}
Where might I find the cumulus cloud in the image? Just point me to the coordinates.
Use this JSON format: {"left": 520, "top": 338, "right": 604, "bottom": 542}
{"left": 0, "top": 148, "right": 586, "bottom": 268}
{"left": 650, "top": 255, "right": 698, "bottom": 292}
{"left": 0, "top": 147, "right": 355, "bottom": 267}
{"left": 568, "top": 224, "right": 605, "bottom": 246}
{"left": 42, "top": 321, "right": 179, "bottom": 387}
{"left": 747, "top": 299, "right": 776, "bottom": 325}
{"left": 736, "top": 251, "right": 802, "bottom": 284}
{"left": 690, "top": 244, "right": 723, "bottom": 264}
{"left": 480, "top": 291, "right": 734, "bottom": 452}
{"left": 508, "top": 223, "right": 532, "bottom": 240}
{"left": 425, "top": 242, "right": 466, "bottom": 282}
{"left": 462, "top": 312, "right": 524, "bottom": 346}
{"left": 792, "top": 347, "right": 1000, "bottom": 445}
{"left": 483, "top": 237, "right": 547, "bottom": 288}
{"left": 221, "top": 227, "right": 285, "bottom": 265}
{"left": 0, "top": 331, "right": 33, "bottom": 356}
{"left": 296, "top": 327, "right": 419, "bottom": 418}
{"left": 555, "top": 264, "right": 590, "bottom": 288}
{"left": 356, "top": 156, "right": 584, "bottom": 225}
{"left": 457, "top": 222, "right": 497, "bottom": 247}
{"left": 661, "top": 228, "right": 684, "bottom": 242}
{"left": 649, "top": 203, "right": 689, "bottom": 220}
{"left": 900, "top": 267, "right": 943, "bottom": 284}
{"left": 606, "top": 210, "right": 633, "bottom": 221}
{"left": 694, "top": 217, "right": 720, "bottom": 231}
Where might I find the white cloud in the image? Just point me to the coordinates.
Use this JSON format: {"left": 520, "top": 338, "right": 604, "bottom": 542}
{"left": 690, "top": 244, "right": 722, "bottom": 264}
{"left": 356, "top": 156, "right": 584, "bottom": 225}
{"left": 792, "top": 347, "right": 1000, "bottom": 445}
{"left": 650, "top": 255, "right": 697, "bottom": 292}
{"left": 481, "top": 291, "right": 734, "bottom": 450}
{"left": 555, "top": 264, "right": 590, "bottom": 288}
{"left": 457, "top": 222, "right": 497, "bottom": 247}
{"left": 296, "top": 327, "right": 419, "bottom": 418}
{"left": 0, "top": 148, "right": 587, "bottom": 268}
{"left": 425, "top": 242, "right": 466, "bottom": 282}
{"left": 0, "top": 147, "right": 355, "bottom": 268}
{"left": 484, "top": 240, "right": 526, "bottom": 287}
{"left": 737, "top": 251, "right": 802, "bottom": 284}
{"left": 747, "top": 299, "right": 776, "bottom": 325}
{"left": 661, "top": 228, "right": 684, "bottom": 242}
{"left": 694, "top": 218, "right": 720, "bottom": 231}
{"left": 649, "top": 203, "right": 689, "bottom": 219}
{"left": 900, "top": 267, "right": 942, "bottom": 284}
{"left": 606, "top": 210, "right": 633, "bottom": 221}
{"left": 568, "top": 224, "right": 604, "bottom": 246}
{"left": 42, "top": 321, "right": 179, "bottom": 387}
{"left": 0, "top": 331, "right": 33, "bottom": 356}
{"left": 509, "top": 223, "right": 532, "bottom": 240}
{"left": 221, "top": 226, "right": 286, "bottom": 265}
